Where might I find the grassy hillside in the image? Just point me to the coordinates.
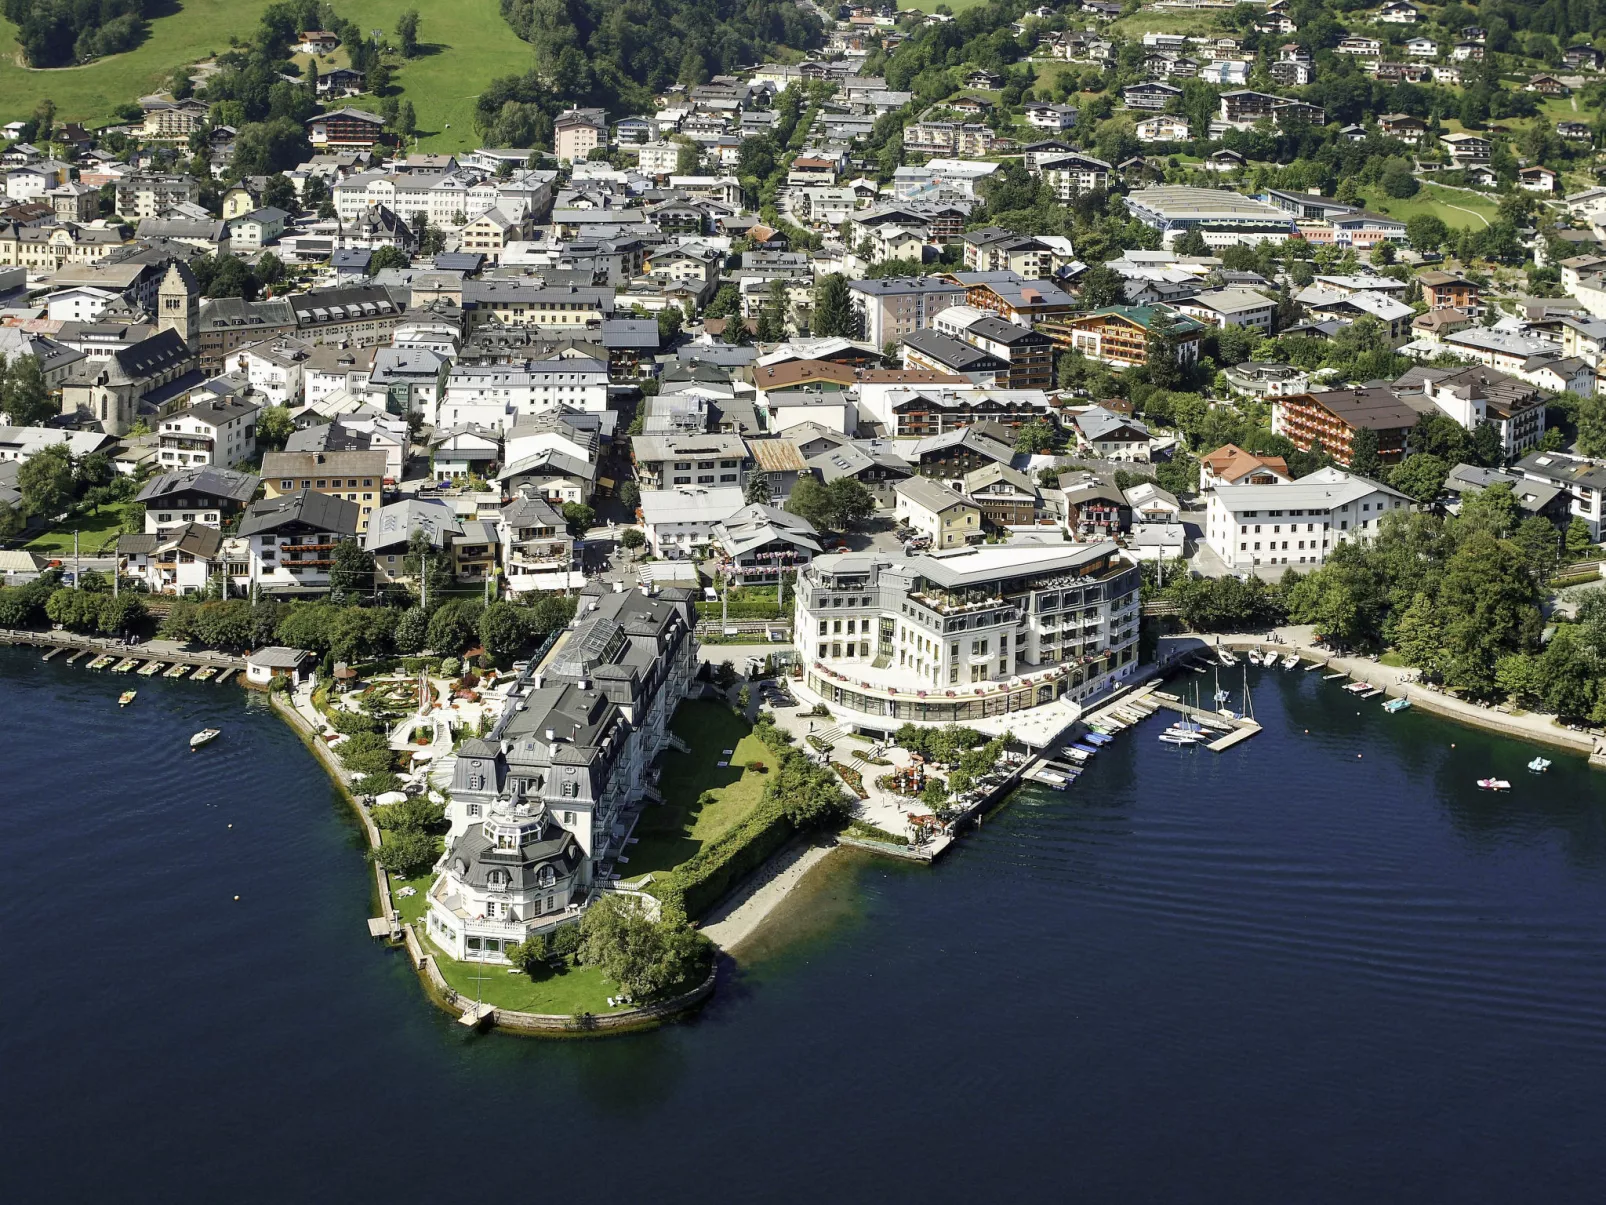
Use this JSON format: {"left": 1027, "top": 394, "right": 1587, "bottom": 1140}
{"left": 0, "top": 0, "right": 531, "bottom": 153}
{"left": 1368, "top": 181, "right": 1498, "bottom": 230}
{"left": 332, "top": 0, "right": 532, "bottom": 152}
{"left": 0, "top": 1, "right": 273, "bottom": 123}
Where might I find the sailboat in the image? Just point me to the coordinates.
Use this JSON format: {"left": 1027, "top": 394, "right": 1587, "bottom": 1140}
{"left": 1214, "top": 662, "right": 1232, "bottom": 710}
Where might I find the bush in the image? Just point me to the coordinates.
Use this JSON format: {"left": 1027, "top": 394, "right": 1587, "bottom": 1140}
{"left": 372, "top": 829, "right": 439, "bottom": 877}
{"left": 328, "top": 707, "right": 383, "bottom": 735}
{"left": 745, "top": 760, "right": 767, "bottom": 772}
{"left": 338, "top": 731, "right": 398, "bottom": 776}
{"left": 373, "top": 793, "right": 445, "bottom": 832}
{"left": 577, "top": 896, "right": 711, "bottom": 999}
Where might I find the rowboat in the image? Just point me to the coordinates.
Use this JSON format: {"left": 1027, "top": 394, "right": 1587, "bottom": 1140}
{"left": 1382, "top": 697, "right": 1411, "bottom": 713}
{"left": 190, "top": 728, "right": 221, "bottom": 750}
{"left": 1477, "top": 778, "right": 1511, "bottom": 792}
{"left": 118, "top": 690, "right": 136, "bottom": 707}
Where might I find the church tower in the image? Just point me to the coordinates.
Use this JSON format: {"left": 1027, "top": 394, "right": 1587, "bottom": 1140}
{"left": 155, "top": 259, "right": 200, "bottom": 348}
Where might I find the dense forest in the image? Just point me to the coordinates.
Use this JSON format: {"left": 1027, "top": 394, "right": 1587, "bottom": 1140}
{"left": 483, "top": 0, "right": 823, "bottom": 140}
{"left": 3, "top": 0, "right": 149, "bottom": 67}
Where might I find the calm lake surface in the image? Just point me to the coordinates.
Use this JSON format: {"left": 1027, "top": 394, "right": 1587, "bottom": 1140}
{"left": 7, "top": 646, "right": 1606, "bottom": 1202}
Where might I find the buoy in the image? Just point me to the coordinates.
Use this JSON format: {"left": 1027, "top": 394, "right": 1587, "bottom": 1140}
{"left": 228, "top": 823, "right": 233, "bottom": 828}
{"left": 1357, "top": 754, "right": 1362, "bottom": 758}
{"left": 233, "top": 895, "right": 240, "bottom": 900}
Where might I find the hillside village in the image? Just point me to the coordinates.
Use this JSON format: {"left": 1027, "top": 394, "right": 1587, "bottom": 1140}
{"left": 6, "top": 0, "right": 1606, "bottom": 963}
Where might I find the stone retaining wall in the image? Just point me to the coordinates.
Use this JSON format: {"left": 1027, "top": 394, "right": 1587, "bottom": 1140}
{"left": 402, "top": 922, "right": 717, "bottom": 1034}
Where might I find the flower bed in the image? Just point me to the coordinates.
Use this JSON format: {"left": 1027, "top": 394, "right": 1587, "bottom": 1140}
{"left": 830, "top": 761, "right": 869, "bottom": 800}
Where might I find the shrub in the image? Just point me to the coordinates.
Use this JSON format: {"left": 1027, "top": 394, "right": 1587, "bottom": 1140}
{"left": 338, "top": 731, "right": 398, "bottom": 776}
{"left": 372, "top": 829, "right": 438, "bottom": 877}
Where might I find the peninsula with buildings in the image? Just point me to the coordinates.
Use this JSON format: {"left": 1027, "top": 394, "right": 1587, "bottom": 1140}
{"left": 6, "top": 0, "right": 1606, "bottom": 1027}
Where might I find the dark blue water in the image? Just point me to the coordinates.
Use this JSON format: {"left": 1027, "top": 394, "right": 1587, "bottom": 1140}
{"left": 6, "top": 647, "right": 1606, "bottom": 1203}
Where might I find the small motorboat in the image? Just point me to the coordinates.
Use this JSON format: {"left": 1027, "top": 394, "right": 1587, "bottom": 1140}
{"left": 1477, "top": 778, "right": 1511, "bottom": 792}
{"left": 118, "top": 690, "right": 136, "bottom": 707}
{"left": 190, "top": 728, "right": 221, "bottom": 750}
{"left": 1281, "top": 654, "right": 1300, "bottom": 670}
{"left": 1246, "top": 649, "right": 1262, "bottom": 665}
{"left": 1383, "top": 697, "right": 1411, "bottom": 713}
{"left": 1345, "top": 681, "right": 1370, "bottom": 694}
{"left": 1528, "top": 757, "right": 1551, "bottom": 773}
{"left": 1218, "top": 649, "right": 1238, "bottom": 666}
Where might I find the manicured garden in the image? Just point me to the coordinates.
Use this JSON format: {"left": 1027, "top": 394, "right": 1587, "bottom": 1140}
{"left": 426, "top": 939, "right": 620, "bottom": 1015}
{"left": 627, "top": 701, "right": 773, "bottom": 877}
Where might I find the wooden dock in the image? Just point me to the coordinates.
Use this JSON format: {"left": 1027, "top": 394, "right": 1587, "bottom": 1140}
{"left": 1206, "top": 723, "right": 1262, "bottom": 752}
{"left": 1152, "top": 691, "right": 1262, "bottom": 751}
{"left": 216, "top": 668, "right": 236, "bottom": 684}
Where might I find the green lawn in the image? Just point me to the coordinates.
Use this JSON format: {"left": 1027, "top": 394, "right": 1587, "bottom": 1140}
{"left": 1109, "top": 10, "right": 1226, "bottom": 36}
{"left": 390, "top": 868, "right": 435, "bottom": 927}
{"left": 0, "top": 0, "right": 531, "bottom": 153}
{"left": 24, "top": 504, "right": 134, "bottom": 556}
{"left": 427, "top": 940, "right": 620, "bottom": 1014}
{"left": 0, "top": 2, "right": 274, "bottom": 124}
{"left": 626, "top": 701, "right": 772, "bottom": 876}
{"left": 1368, "top": 181, "right": 1498, "bottom": 230}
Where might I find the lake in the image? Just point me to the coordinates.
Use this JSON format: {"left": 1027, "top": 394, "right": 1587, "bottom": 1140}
{"left": 5, "top": 647, "right": 1606, "bottom": 1203}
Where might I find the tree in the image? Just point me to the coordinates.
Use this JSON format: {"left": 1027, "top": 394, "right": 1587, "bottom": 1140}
{"left": 396, "top": 101, "right": 416, "bottom": 138}
{"left": 1390, "top": 453, "right": 1449, "bottom": 504}
{"left": 1565, "top": 516, "right": 1594, "bottom": 560}
{"left": 2, "top": 354, "right": 54, "bottom": 426}
{"left": 811, "top": 273, "right": 857, "bottom": 337}
{"left": 561, "top": 502, "right": 595, "bottom": 534}
{"left": 395, "top": 9, "right": 421, "bottom": 57}
{"left": 369, "top": 63, "right": 391, "bottom": 96}
{"left": 1078, "top": 262, "right": 1123, "bottom": 309}
{"left": 1174, "top": 227, "right": 1208, "bottom": 256}
{"left": 578, "top": 896, "right": 709, "bottom": 999}
{"left": 372, "top": 829, "right": 438, "bottom": 877}
{"left": 617, "top": 480, "right": 640, "bottom": 510}
{"left": 256, "top": 404, "right": 295, "bottom": 450}
{"left": 328, "top": 538, "right": 371, "bottom": 603}
{"left": 393, "top": 606, "right": 429, "bottom": 654}
{"left": 1014, "top": 417, "right": 1060, "bottom": 454}
{"left": 1349, "top": 426, "right": 1381, "bottom": 479}
{"left": 619, "top": 528, "right": 646, "bottom": 556}
{"left": 478, "top": 601, "right": 528, "bottom": 666}
{"left": 368, "top": 245, "right": 411, "bottom": 273}
{"left": 18, "top": 444, "right": 73, "bottom": 517}
{"left": 785, "top": 475, "right": 834, "bottom": 531}
{"left": 426, "top": 601, "right": 478, "bottom": 655}
{"left": 1435, "top": 530, "right": 1542, "bottom": 695}
{"left": 744, "top": 471, "right": 772, "bottom": 505}
{"left": 656, "top": 306, "right": 683, "bottom": 344}
{"left": 824, "top": 478, "right": 874, "bottom": 530}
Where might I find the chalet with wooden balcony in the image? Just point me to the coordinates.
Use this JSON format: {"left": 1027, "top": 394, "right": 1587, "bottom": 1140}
{"left": 235, "top": 489, "right": 361, "bottom": 595}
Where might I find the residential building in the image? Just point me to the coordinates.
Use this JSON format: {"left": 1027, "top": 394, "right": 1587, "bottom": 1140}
{"left": 631, "top": 432, "right": 749, "bottom": 490}
{"left": 848, "top": 277, "right": 970, "bottom": 348}
{"left": 712, "top": 504, "right": 822, "bottom": 584}
{"left": 1175, "top": 287, "right": 1275, "bottom": 334}
{"left": 306, "top": 108, "right": 387, "bottom": 148}
{"left": 156, "top": 397, "right": 259, "bottom": 469}
{"left": 1223, "top": 361, "right": 1310, "bottom": 399}
{"left": 1517, "top": 450, "right": 1606, "bottom": 539}
{"left": 1198, "top": 443, "right": 1291, "bottom": 492}
{"left": 555, "top": 109, "right": 608, "bottom": 163}
{"left": 1062, "top": 305, "right": 1204, "bottom": 370}
{"left": 493, "top": 487, "right": 573, "bottom": 593}
{"left": 364, "top": 497, "right": 463, "bottom": 585}
{"left": 895, "top": 477, "right": 982, "bottom": 549}
{"left": 1074, "top": 406, "right": 1153, "bottom": 462}
{"left": 964, "top": 462, "right": 1039, "bottom": 527}
{"left": 1271, "top": 385, "right": 1426, "bottom": 465}
{"left": 259, "top": 449, "right": 388, "bottom": 531}
{"left": 134, "top": 465, "right": 259, "bottom": 533}
{"left": 639, "top": 486, "right": 746, "bottom": 558}
{"left": 234, "top": 489, "right": 363, "bottom": 593}
{"left": 116, "top": 523, "right": 225, "bottom": 596}
{"left": 1204, "top": 469, "right": 1414, "bottom": 570}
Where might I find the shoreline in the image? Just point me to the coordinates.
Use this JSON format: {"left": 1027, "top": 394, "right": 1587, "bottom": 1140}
{"left": 699, "top": 838, "right": 841, "bottom": 953}
{"left": 1205, "top": 630, "right": 1606, "bottom": 763}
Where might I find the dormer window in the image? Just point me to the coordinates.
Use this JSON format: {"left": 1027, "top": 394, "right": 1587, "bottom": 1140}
{"left": 539, "top": 866, "right": 556, "bottom": 887}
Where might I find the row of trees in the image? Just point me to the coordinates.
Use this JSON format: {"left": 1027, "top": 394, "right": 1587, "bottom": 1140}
{"left": 1159, "top": 488, "right": 1579, "bottom": 700}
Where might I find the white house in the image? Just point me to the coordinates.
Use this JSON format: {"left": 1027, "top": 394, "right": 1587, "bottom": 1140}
{"left": 157, "top": 397, "right": 259, "bottom": 469}
{"left": 1204, "top": 468, "right": 1412, "bottom": 570}
{"left": 639, "top": 485, "right": 746, "bottom": 557}
{"left": 438, "top": 358, "right": 609, "bottom": 430}
{"left": 116, "top": 523, "right": 227, "bottom": 596}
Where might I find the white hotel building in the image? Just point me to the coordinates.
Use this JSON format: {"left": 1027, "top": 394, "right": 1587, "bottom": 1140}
{"left": 425, "top": 586, "right": 699, "bottom": 963}
{"left": 793, "top": 542, "right": 1141, "bottom": 729}
{"left": 1203, "top": 467, "right": 1412, "bottom": 571}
